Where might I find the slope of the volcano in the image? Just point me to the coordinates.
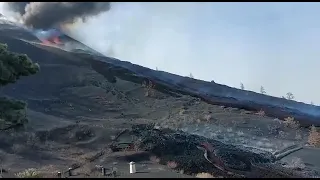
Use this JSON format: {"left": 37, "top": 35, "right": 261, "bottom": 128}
{"left": 0, "top": 23, "right": 319, "bottom": 177}
{"left": 0, "top": 26, "right": 154, "bottom": 125}
{"left": 58, "top": 32, "right": 105, "bottom": 56}
{"left": 0, "top": 24, "right": 181, "bottom": 176}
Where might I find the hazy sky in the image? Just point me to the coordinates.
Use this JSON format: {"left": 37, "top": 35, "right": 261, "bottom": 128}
{"left": 1, "top": 2, "right": 320, "bottom": 104}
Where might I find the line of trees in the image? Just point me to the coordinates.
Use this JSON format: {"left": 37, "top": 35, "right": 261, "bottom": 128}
{"left": 240, "top": 83, "right": 299, "bottom": 101}
{"left": 176, "top": 72, "right": 312, "bottom": 104}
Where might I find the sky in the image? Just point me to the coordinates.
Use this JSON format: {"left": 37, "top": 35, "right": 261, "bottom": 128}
{"left": 1, "top": 2, "right": 320, "bottom": 104}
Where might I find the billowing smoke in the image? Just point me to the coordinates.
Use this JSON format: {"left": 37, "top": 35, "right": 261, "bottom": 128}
{"left": 4, "top": 2, "right": 110, "bottom": 29}
{"left": 5, "top": 2, "right": 29, "bottom": 14}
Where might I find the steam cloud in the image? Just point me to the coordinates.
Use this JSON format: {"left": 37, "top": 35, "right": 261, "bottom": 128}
{"left": 4, "top": 2, "right": 111, "bottom": 29}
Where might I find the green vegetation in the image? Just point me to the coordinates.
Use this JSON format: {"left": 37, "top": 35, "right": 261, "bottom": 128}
{"left": 0, "top": 43, "right": 39, "bottom": 130}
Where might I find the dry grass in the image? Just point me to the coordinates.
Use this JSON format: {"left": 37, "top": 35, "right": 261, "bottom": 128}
{"left": 203, "top": 114, "right": 212, "bottom": 121}
{"left": 36, "top": 165, "right": 59, "bottom": 178}
{"left": 283, "top": 117, "right": 300, "bottom": 129}
{"left": 283, "top": 157, "right": 306, "bottom": 170}
{"left": 167, "top": 161, "right": 178, "bottom": 169}
{"left": 196, "top": 119, "right": 202, "bottom": 123}
{"left": 142, "top": 80, "right": 156, "bottom": 97}
{"left": 308, "top": 125, "right": 320, "bottom": 147}
{"left": 236, "top": 131, "right": 245, "bottom": 137}
{"left": 193, "top": 114, "right": 213, "bottom": 124}
{"left": 15, "top": 168, "right": 41, "bottom": 178}
{"left": 196, "top": 172, "right": 215, "bottom": 178}
{"left": 255, "top": 110, "right": 265, "bottom": 116}
{"left": 149, "top": 155, "right": 161, "bottom": 163}
{"left": 179, "top": 109, "right": 186, "bottom": 116}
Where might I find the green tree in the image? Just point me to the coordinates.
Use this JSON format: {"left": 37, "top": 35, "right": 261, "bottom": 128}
{"left": 0, "top": 43, "right": 39, "bottom": 130}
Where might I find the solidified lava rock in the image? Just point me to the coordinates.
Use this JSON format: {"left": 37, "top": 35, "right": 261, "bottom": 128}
{"left": 111, "top": 124, "right": 307, "bottom": 177}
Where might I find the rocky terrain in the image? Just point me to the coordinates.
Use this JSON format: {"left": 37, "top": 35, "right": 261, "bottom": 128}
{"left": 0, "top": 19, "right": 319, "bottom": 178}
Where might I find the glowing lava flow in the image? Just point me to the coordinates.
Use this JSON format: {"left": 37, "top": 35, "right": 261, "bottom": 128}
{"left": 52, "top": 36, "right": 62, "bottom": 44}
{"left": 32, "top": 28, "right": 64, "bottom": 46}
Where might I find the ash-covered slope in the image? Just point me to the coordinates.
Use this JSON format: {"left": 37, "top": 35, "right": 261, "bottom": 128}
{"left": 0, "top": 19, "right": 319, "bottom": 127}
{"left": 87, "top": 55, "right": 320, "bottom": 127}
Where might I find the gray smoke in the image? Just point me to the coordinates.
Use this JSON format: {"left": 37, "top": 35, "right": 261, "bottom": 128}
{"left": 4, "top": 2, "right": 111, "bottom": 29}
{"left": 5, "top": 2, "right": 29, "bottom": 14}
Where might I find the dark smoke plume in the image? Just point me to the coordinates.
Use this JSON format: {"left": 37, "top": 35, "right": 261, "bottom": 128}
{"left": 5, "top": 2, "right": 111, "bottom": 29}
{"left": 5, "top": 2, "right": 30, "bottom": 14}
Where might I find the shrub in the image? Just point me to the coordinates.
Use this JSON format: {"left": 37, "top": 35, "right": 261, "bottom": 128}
{"left": 196, "top": 172, "right": 215, "bottom": 178}
{"left": 149, "top": 155, "right": 160, "bottom": 163}
{"left": 15, "top": 168, "right": 41, "bottom": 178}
{"left": 283, "top": 117, "right": 300, "bottom": 129}
{"left": 167, "top": 161, "right": 178, "bottom": 169}
{"left": 308, "top": 125, "right": 320, "bottom": 147}
{"left": 142, "top": 80, "right": 155, "bottom": 97}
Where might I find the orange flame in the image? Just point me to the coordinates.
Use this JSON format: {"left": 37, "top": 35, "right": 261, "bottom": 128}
{"left": 39, "top": 36, "right": 62, "bottom": 46}
{"left": 40, "top": 39, "right": 52, "bottom": 45}
{"left": 53, "top": 36, "right": 62, "bottom": 44}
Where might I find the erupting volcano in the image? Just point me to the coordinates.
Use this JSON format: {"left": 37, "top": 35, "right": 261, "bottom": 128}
{"left": 32, "top": 28, "right": 63, "bottom": 46}
{"left": 42, "top": 35, "right": 62, "bottom": 45}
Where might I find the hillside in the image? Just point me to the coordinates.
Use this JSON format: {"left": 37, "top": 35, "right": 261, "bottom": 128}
{"left": 0, "top": 20, "right": 319, "bottom": 178}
